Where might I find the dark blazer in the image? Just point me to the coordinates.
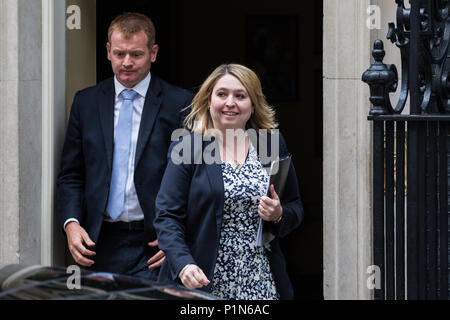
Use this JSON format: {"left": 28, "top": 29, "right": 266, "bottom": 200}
{"left": 57, "top": 75, "right": 194, "bottom": 243}
{"left": 154, "top": 132, "right": 304, "bottom": 300}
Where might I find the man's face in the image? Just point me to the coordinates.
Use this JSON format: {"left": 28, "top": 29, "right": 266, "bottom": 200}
{"left": 107, "top": 30, "right": 158, "bottom": 88}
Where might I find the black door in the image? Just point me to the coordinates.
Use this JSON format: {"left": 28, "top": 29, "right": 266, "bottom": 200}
{"left": 96, "top": 0, "right": 323, "bottom": 300}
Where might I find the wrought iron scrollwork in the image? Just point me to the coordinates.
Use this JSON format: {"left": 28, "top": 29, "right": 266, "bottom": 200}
{"left": 363, "top": 0, "right": 450, "bottom": 115}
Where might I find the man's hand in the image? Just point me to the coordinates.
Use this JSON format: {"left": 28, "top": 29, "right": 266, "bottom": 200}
{"left": 65, "top": 222, "right": 96, "bottom": 267}
{"left": 147, "top": 240, "right": 165, "bottom": 268}
{"left": 179, "top": 264, "right": 210, "bottom": 289}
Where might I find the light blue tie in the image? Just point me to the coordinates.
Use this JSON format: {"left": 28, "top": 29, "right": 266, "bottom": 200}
{"left": 106, "top": 89, "right": 138, "bottom": 220}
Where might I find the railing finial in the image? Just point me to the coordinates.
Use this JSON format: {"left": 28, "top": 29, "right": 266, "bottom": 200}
{"left": 362, "top": 40, "right": 398, "bottom": 116}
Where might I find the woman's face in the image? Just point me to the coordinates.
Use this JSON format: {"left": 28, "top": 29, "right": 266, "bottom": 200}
{"left": 209, "top": 74, "right": 253, "bottom": 133}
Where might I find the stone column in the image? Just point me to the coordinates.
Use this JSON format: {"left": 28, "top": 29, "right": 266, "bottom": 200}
{"left": 323, "top": 0, "right": 373, "bottom": 299}
{"left": 0, "top": 0, "right": 42, "bottom": 265}
{"left": 0, "top": 0, "right": 21, "bottom": 264}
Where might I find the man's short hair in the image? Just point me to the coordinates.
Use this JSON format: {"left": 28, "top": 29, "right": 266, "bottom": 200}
{"left": 108, "top": 12, "right": 156, "bottom": 48}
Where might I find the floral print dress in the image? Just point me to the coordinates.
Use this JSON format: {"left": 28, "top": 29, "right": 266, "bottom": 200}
{"left": 211, "top": 144, "right": 279, "bottom": 300}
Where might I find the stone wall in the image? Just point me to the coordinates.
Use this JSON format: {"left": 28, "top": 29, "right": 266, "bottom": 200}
{"left": 0, "top": 0, "right": 42, "bottom": 265}
{"left": 323, "top": 0, "right": 373, "bottom": 299}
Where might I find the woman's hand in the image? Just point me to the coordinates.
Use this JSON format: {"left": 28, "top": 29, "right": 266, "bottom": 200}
{"left": 179, "top": 264, "right": 210, "bottom": 289}
{"left": 258, "top": 184, "right": 283, "bottom": 222}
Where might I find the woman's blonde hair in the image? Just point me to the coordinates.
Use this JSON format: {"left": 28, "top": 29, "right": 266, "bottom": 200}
{"left": 184, "top": 64, "right": 278, "bottom": 134}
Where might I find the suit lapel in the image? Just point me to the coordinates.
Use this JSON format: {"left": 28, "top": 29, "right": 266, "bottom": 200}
{"left": 98, "top": 79, "right": 115, "bottom": 171}
{"left": 134, "top": 76, "right": 163, "bottom": 168}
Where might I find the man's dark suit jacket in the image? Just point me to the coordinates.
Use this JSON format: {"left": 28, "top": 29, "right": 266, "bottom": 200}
{"left": 57, "top": 75, "right": 194, "bottom": 243}
{"left": 154, "top": 132, "right": 304, "bottom": 300}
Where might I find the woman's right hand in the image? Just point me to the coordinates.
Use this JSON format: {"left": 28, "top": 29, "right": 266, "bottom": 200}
{"left": 179, "top": 264, "right": 210, "bottom": 289}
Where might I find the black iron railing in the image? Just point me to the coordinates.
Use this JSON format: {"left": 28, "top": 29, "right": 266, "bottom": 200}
{"left": 363, "top": 0, "right": 450, "bottom": 300}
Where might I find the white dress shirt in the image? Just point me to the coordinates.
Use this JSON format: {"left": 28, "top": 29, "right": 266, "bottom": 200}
{"left": 64, "top": 73, "right": 151, "bottom": 230}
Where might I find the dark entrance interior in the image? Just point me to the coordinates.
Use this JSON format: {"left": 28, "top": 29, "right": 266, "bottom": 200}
{"left": 96, "top": 0, "right": 323, "bottom": 300}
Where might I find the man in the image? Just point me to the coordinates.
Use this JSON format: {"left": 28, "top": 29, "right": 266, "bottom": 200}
{"left": 57, "top": 12, "right": 193, "bottom": 280}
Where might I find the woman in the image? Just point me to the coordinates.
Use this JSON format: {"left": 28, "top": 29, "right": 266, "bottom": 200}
{"left": 154, "top": 64, "right": 303, "bottom": 300}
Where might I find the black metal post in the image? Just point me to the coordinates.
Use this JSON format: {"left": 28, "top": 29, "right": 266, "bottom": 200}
{"left": 385, "top": 122, "right": 395, "bottom": 299}
{"left": 417, "top": 122, "right": 427, "bottom": 299}
{"left": 395, "top": 121, "right": 406, "bottom": 299}
{"left": 439, "top": 122, "right": 448, "bottom": 299}
{"left": 373, "top": 120, "right": 386, "bottom": 300}
{"left": 406, "top": 0, "right": 421, "bottom": 300}
{"left": 426, "top": 121, "right": 438, "bottom": 299}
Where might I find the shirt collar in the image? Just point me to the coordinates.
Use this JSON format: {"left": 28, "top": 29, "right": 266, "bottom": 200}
{"left": 114, "top": 72, "right": 151, "bottom": 99}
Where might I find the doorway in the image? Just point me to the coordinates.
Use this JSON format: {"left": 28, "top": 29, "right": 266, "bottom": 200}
{"left": 93, "top": 0, "right": 323, "bottom": 300}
